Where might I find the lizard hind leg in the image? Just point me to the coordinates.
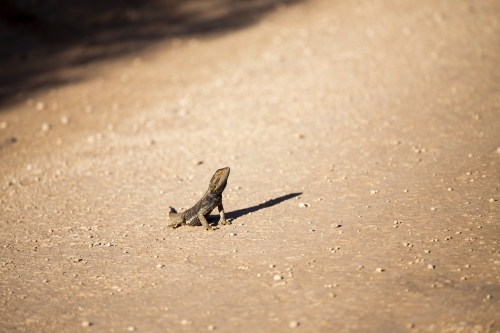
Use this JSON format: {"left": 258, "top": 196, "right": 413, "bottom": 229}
{"left": 168, "top": 207, "right": 184, "bottom": 228}
{"left": 168, "top": 207, "right": 181, "bottom": 220}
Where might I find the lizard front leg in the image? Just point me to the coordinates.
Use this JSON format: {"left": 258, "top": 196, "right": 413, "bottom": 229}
{"left": 197, "top": 210, "right": 213, "bottom": 231}
{"left": 218, "top": 202, "right": 228, "bottom": 225}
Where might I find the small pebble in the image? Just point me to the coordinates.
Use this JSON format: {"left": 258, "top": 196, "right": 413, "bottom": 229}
{"left": 407, "top": 323, "right": 414, "bottom": 329}
{"left": 486, "top": 294, "right": 492, "bottom": 299}
{"left": 180, "top": 319, "right": 191, "bottom": 325}
{"left": 0, "top": 121, "right": 7, "bottom": 129}
{"left": 127, "top": 326, "right": 136, "bottom": 331}
{"left": 61, "top": 116, "right": 70, "bottom": 125}
{"left": 298, "top": 203, "right": 308, "bottom": 208}
{"left": 229, "top": 233, "right": 236, "bottom": 237}
{"left": 41, "top": 123, "right": 51, "bottom": 131}
{"left": 156, "top": 264, "right": 164, "bottom": 268}
{"left": 208, "top": 324, "right": 216, "bottom": 330}
{"left": 274, "top": 274, "right": 283, "bottom": 281}
{"left": 375, "top": 268, "right": 384, "bottom": 273}
{"left": 331, "top": 223, "right": 340, "bottom": 228}
{"left": 427, "top": 264, "right": 435, "bottom": 269}
{"left": 430, "top": 207, "right": 436, "bottom": 211}
{"left": 36, "top": 102, "right": 46, "bottom": 110}
{"left": 424, "top": 250, "right": 430, "bottom": 254}
{"left": 81, "top": 321, "right": 91, "bottom": 327}
{"left": 489, "top": 198, "right": 496, "bottom": 203}
{"left": 289, "top": 321, "right": 300, "bottom": 329}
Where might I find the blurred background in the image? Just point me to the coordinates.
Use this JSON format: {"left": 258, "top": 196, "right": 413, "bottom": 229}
{"left": 0, "top": 0, "right": 302, "bottom": 106}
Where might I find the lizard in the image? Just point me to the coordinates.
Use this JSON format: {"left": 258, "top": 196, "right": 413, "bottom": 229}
{"left": 168, "top": 167, "right": 230, "bottom": 230}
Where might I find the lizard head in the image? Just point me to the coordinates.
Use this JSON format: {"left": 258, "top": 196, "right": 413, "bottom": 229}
{"left": 208, "top": 167, "right": 230, "bottom": 195}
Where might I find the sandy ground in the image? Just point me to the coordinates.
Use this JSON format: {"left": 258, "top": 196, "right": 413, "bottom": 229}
{"left": 1, "top": 0, "right": 500, "bottom": 332}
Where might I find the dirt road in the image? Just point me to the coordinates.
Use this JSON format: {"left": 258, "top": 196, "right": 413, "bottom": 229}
{"left": 1, "top": 0, "right": 499, "bottom": 332}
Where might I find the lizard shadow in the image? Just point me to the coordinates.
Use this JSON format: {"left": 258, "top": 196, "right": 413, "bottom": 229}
{"left": 209, "top": 192, "right": 302, "bottom": 225}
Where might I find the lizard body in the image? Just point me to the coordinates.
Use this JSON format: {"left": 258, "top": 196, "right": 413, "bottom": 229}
{"left": 168, "top": 167, "right": 230, "bottom": 230}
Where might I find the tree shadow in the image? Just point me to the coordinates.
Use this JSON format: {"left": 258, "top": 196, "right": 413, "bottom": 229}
{"left": 0, "top": 0, "right": 306, "bottom": 108}
{"left": 209, "top": 192, "right": 302, "bottom": 224}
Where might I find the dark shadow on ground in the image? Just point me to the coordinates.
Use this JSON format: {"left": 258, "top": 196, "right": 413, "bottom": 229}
{"left": 0, "top": 0, "right": 305, "bottom": 108}
{"left": 210, "top": 192, "right": 302, "bottom": 224}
